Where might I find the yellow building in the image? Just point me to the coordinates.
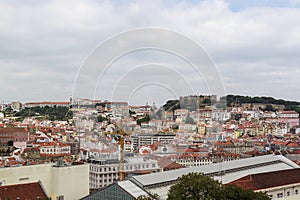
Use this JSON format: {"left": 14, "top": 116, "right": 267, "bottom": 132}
{"left": 197, "top": 122, "right": 206, "bottom": 135}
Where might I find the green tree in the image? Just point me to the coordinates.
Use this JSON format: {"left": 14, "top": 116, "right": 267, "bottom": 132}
{"left": 14, "top": 106, "right": 72, "bottom": 121}
{"left": 137, "top": 115, "right": 151, "bottom": 125}
{"left": 97, "top": 115, "right": 107, "bottom": 122}
{"left": 163, "top": 100, "right": 180, "bottom": 112}
{"left": 202, "top": 98, "right": 211, "bottom": 105}
{"left": 4, "top": 106, "right": 14, "bottom": 117}
{"left": 167, "top": 172, "right": 269, "bottom": 200}
{"left": 172, "top": 125, "right": 179, "bottom": 130}
{"left": 136, "top": 193, "right": 159, "bottom": 200}
{"left": 7, "top": 140, "right": 14, "bottom": 146}
{"left": 129, "top": 110, "right": 136, "bottom": 117}
{"left": 263, "top": 104, "right": 275, "bottom": 112}
{"left": 95, "top": 102, "right": 106, "bottom": 108}
{"left": 222, "top": 184, "right": 269, "bottom": 200}
{"left": 168, "top": 173, "right": 222, "bottom": 200}
{"left": 185, "top": 116, "right": 196, "bottom": 124}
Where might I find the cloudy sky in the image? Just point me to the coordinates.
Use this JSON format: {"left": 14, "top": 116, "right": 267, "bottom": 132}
{"left": 0, "top": 0, "right": 300, "bottom": 105}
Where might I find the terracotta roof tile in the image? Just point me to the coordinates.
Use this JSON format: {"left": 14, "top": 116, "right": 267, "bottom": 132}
{"left": 227, "top": 168, "right": 300, "bottom": 190}
{"left": 0, "top": 182, "right": 48, "bottom": 199}
{"left": 287, "top": 142, "right": 300, "bottom": 147}
{"left": 157, "top": 157, "right": 184, "bottom": 171}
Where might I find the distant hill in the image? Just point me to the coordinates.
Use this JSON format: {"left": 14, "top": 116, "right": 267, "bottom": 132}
{"left": 162, "top": 95, "right": 300, "bottom": 114}
{"left": 225, "top": 95, "right": 300, "bottom": 107}
{"left": 4, "top": 106, "right": 72, "bottom": 121}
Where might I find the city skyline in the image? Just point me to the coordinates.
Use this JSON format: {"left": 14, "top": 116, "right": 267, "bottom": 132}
{"left": 1, "top": 0, "right": 300, "bottom": 105}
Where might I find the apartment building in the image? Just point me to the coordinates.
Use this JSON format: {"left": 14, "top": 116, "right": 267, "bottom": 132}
{"left": 277, "top": 111, "right": 299, "bottom": 128}
{"left": 228, "top": 168, "right": 300, "bottom": 200}
{"left": 131, "top": 133, "right": 176, "bottom": 150}
{"left": 39, "top": 141, "right": 71, "bottom": 157}
{"left": 0, "top": 127, "right": 29, "bottom": 146}
{"left": 214, "top": 140, "right": 254, "bottom": 154}
{"left": 89, "top": 157, "right": 160, "bottom": 189}
{"left": 0, "top": 163, "right": 89, "bottom": 200}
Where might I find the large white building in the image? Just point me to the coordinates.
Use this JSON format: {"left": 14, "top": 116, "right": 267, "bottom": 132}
{"left": 89, "top": 156, "right": 160, "bottom": 189}
{"left": 131, "top": 133, "right": 176, "bottom": 149}
{"left": 0, "top": 163, "right": 89, "bottom": 200}
{"left": 39, "top": 141, "right": 71, "bottom": 157}
{"left": 88, "top": 155, "right": 299, "bottom": 200}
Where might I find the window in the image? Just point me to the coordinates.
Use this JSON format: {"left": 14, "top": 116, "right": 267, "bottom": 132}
{"left": 287, "top": 191, "right": 290, "bottom": 196}
{"left": 57, "top": 195, "right": 64, "bottom": 200}
{"left": 295, "top": 190, "right": 298, "bottom": 195}
{"left": 277, "top": 193, "right": 283, "bottom": 198}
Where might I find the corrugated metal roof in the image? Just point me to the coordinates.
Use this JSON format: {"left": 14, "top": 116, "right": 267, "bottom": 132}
{"left": 118, "top": 181, "right": 148, "bottom": 198}
{"left": 145, "top": 162, "right": 296, "bottom": 200}
{"left": 131, "top": 155, "right": 299, "bottom": 187}
{"left": 215, "top": 162, "right": 295, "bottom": 184}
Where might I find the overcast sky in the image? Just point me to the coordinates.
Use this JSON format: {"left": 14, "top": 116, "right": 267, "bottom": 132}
{"left": 0, "top": 0, "right": 300, "bottom": 105}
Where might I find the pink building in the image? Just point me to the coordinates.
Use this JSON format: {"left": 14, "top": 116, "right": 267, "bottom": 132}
{"left": 0, "top": 127, "right": 29, "bottom": 145}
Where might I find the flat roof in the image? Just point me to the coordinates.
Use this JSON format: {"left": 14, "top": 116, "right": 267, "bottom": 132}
{"left": 118, "top": 181, "right": 148, "bottom": 198}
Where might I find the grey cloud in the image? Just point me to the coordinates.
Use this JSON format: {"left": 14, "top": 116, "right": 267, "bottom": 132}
{"left": 0, "top": 0, "right": 299, "bottom": 104}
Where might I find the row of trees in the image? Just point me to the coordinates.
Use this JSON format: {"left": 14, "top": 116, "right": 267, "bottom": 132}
{"left": 4, "top": 106, "right": 72, "bottom": 121}
{"left": 163, "top": 95, "right": 300, "bottom": 114}
{"left": 162, "top": 99, "right": 213, "bottom": 112}
{"left": 138, "top": 173, "right": 269, "bottom": 200}
{"left": 226, "top": 95, "right": 300, "bottom": 107}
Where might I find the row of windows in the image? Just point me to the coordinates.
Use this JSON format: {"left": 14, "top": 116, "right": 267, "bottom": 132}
{"left": 0, "top": 138, "right": 25, "bottom": 142}
{"left": 90, "top": 183, "right": 109, "bottom": 189}
{"left": 178, "top": 159, "right": 233, "bottom": 163}
{"left": 41, "top": 149, "right": 58, "bottom": 152}
{"left": 269, "top": 189, "right": 298, "bottom": 199}
{"left": 90, "top": 163, "right": 157, "bottom": 172}
{"left": 0, "top": 133, "right": 26, "bottom": 136}
{"left": 181, "top": 163, "right": 211, "bottom": 167}
{"left": 91, "top": 173, "right": 116, "bottom": 178}
{"left": 179, "top": 159, "right": 213, "bottom": 162}
{"left": 90, "top": 175, "right": 117, "bottom": 188}
{"left": 90, "top": 175, "right": 117, "bottom": 182}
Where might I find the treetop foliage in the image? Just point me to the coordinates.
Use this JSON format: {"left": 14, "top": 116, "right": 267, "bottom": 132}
{"left": 162, "top": 95, "right": 300, "bottom": 113}
{"left": 167, "top": 172, "right": 270, "bottom": 200}
{"left": 13, "top": 106, "right": 72, "bottom": 121}
{"left": 226, "top": 94, "right": 300, "bottom": 107}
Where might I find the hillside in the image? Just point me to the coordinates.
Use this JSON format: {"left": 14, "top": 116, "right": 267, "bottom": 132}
{"left": 162, "top": 95, "right": 300, "bottom": 114}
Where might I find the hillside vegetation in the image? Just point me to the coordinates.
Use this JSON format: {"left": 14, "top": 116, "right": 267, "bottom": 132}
{"left": 163, "top": 95, "right": 300, "bottom": 114}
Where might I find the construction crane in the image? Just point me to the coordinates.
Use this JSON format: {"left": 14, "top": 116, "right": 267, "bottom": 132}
{"left": 104, "top": 125, "right": 128, "bottom": 181}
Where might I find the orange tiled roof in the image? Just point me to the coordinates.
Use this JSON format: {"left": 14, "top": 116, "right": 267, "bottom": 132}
{"left": 0, "top": 182, "right": 48, "bottom": 199}
{"left": 227, "top": 168, "right": 300, "bottom": 190}
{"left": 287, "top": 142, "right": 300, "bottom": 147}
